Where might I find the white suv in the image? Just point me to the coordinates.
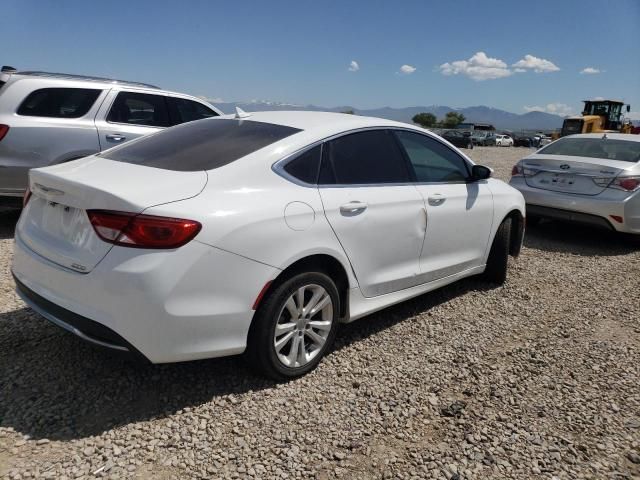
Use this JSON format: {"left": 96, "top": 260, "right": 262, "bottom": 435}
{"left": 0, "top": 66, "right": 222, "bottom": 205}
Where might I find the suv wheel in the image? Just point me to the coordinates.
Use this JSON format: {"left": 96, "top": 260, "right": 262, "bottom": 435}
{"left": 247, "top": 272, "right": 340, "bottom": 380}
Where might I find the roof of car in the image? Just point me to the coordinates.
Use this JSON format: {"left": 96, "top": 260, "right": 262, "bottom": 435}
{"left": 564, "top": 133, "right": 640, "bottom": 142}
{"left": 13, "top": 71, "right": 160, "bottom": 89}
{"left": 217, "top": 110, "right": 421, "bottom": 136}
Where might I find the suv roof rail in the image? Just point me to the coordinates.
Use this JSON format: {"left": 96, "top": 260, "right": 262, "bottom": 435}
{"left": 14, "top": 70, "right": 160, "bottom": 89}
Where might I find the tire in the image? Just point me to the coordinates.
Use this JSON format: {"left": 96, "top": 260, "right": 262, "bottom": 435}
{"left": 467, "top": 141, "right": 473, "bottom": 150}
{"left": 246, "top": 271, "right": 340, "bottom": 380}
{"left": 483, "top": 218, "right": 512, "bottom": 285}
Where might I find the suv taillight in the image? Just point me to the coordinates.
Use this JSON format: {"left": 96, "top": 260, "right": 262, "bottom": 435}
{"left": 0, "top": 124, "right": 9, "bottom": 142}
{"left": 87, "top": 210, "right": 201, "bottom": 249}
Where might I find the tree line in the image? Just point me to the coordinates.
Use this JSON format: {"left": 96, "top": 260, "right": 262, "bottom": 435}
{"left": 412, "top": 111, "right": 466, "bottom": 129}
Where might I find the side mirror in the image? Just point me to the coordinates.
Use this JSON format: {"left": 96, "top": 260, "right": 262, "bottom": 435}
{"left": 470, "top": 164, "right": 492, "bottom": 181}
{"left": 627, "top": 105, "right": 631, "bottom": 113}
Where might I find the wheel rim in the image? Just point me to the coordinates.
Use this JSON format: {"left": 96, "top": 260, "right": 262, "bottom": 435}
{"left": 273, "top": 284, "right": 333, "bottom": 368}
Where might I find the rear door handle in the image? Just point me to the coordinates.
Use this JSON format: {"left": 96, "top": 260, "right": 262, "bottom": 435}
{"left": 340, "top": 201, "right": 368, "bottom": 215}
{"left": 428, "top": 194, "right": 446, "bottom": 206}
{"left": 106, "top": 133, "right": 126, "bottom": 142}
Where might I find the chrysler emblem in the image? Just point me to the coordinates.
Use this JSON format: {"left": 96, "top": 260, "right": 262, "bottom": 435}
{"left": 560, "top": 164, "right": 570, "bottom": 170}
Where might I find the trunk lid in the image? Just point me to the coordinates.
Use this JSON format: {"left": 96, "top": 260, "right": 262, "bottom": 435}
{"left": 522, "top": 155, "right": 631, "bottom": 195}
{"left": 17, "top": 157, "right": 207, "bottom": 272}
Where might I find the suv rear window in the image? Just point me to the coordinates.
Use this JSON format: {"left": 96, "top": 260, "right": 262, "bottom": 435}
{"left": 101, "top": 119, "right": 302, "bottom": 171}
{"left": 17, "top": 88, "right": 101, "bottom": 118}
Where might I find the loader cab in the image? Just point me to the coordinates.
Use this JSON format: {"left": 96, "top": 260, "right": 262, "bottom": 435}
{"left": 582, "top": 100, "right": 625, "bottom": 130}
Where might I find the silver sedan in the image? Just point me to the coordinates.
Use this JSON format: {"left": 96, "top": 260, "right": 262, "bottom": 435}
{"left": 509, "top": 133, "right": 640, "bottom": 234}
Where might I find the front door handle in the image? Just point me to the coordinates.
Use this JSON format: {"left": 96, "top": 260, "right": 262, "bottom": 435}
{"left": 106, "top": 133, "right": 126, "bottom": 142}
{"left": 427, "top": 194, "right": 446, "bottom": 206}
{"left": 340, "top": 201, "right": 368, "bottom": 215}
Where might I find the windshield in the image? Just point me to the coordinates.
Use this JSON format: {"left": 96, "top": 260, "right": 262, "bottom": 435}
{"left": 538, "top": 137, "right": 640, "bottom": 163}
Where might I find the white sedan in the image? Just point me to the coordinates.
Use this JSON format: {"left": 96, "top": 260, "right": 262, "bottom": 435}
{"left": 509, "top": 133, "right": 640, "bottom": 234}
{"left": 496, "top": 135, "right": 514, "bottom": 147}
{"left": 12, "top": 111, "right": 525, "bottom": 379}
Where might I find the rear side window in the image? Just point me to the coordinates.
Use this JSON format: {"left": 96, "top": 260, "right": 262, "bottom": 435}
{"left": 169, "top": 97, "right": 218, "bottom": 125}
{"left": 107, "top": 92, "right": 170, "bottom": 127}
{"left": 17, "top": 88, "right": 101, "bottom": 118}
{"left": 101, "top": 119, "right": 302, "bottom": 171}
{"left": 395, "top": 130, "right": 470, "bottom": 182}
{"left": 319, "top": 130, "right": 411, "bottom": 185}
{"left": 283, "top": 145, "right": 321, "bottom": 184}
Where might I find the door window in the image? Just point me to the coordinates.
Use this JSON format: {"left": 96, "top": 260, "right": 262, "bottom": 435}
{"left": 319, "top": 130, "right": 411, "bottom": 185}
{"left": 107, "top": 92, "right": 170, "bottom": 127}
{"left": 395, "top": 130, "right": 470, "bottom": 183}
{"left": 169, "top": 97, "right": 219, "bottom": 125}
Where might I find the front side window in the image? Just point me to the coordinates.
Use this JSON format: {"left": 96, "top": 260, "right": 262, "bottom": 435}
{"left": 17, "top": 88, "right": 101, "bottom": 118}
{"left": 107, "top": 92, "right": 170, "bottom": 127}
{"left": 394, "top": 130, "right": 470, "bottom": 183}
{"left": 101, "top": 118, "right": 301, "bottom": 171}
{"left": 319, "top": 130, "right": 411, "bottom": 185}
{"left": 170, "top": 97, "right": 219, "bottom": 125}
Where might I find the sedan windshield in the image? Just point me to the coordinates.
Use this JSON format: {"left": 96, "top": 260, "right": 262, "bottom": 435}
{"left": 539, "top": 137, "right": 640, "bottom": 163}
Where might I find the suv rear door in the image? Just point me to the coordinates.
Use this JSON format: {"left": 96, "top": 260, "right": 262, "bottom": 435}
{"left": 95, "top": 90, "right": 170, "bottom": 150}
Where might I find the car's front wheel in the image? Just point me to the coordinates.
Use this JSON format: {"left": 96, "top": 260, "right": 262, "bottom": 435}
{"left": 483, "top": 218, "right": 512, "bottom": 285}
{"left": 246, "top": 272, "right": 340, "bottom": 380}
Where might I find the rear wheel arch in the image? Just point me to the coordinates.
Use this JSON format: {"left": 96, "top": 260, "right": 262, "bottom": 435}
{"left": 254, "top": 254, "right": 351, "bottom": 319}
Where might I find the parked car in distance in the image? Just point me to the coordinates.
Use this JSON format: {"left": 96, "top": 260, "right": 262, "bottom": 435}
{"left": 471, "top": 131, "right": 496, "bottom": 146}
{"left": 441, "top": 129, "right": 474, "bottom": 149}
{"left": 513, "top": 136, "right": 533, "bottom": 148}
{"left": 510, "top": 133, "right": 640, "bottom": 234}
{"left": 12, "top": 111, "right": 525, "bottom": 379}
{"left": 495, "top": 134, "right": 514, "bottom": 147}
{"left": 0, "top": 66, "right": 223, "bottom": 206}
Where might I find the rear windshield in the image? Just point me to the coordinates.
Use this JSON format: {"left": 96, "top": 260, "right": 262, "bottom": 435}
{"left": 101, "top": 118, "right": 302, "bottom": 171}
{"left": 539, "top": 137, "right": 640, "bottom": 163}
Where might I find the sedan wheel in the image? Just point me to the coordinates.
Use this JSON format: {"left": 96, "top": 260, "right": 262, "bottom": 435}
{"left": 247, "top": 272, "right": 340, "bottom": 380}
{"left": 274, "top": 284, "right": 333, "bottom": 368}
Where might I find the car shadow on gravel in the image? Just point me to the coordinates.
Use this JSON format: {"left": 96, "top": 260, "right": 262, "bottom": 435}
{"left": 524, "top": 220, "right": 639, "bottom": 255}
{"left": 0, "top": 208, "right": 20, "bottom": 239}
{"left": 0, "top": 278, "right": 493, "bottom": 441}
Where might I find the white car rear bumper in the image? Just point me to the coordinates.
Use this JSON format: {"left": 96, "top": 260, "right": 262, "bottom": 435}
{"left": 12, "top": 234, "right": 279, "bottom": 363}
{"left": 510, "top": 177, "right": 640, "bottom": 234}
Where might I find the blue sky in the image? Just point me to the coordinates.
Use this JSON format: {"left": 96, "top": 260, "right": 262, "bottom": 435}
{"left": 2, "top": 0, "right": 639, "bottom": 116}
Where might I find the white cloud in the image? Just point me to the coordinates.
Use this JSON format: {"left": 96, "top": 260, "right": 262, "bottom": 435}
{"left": 524, "top": 103, "right": 575, "bottom": 116}
{"left": 580, "top": 67, "right": 601, "bottom": 75}
{"left": 514, "top": 68, "right": 526, "bottom": 73}
{"left": 512, "top": 54, "right": 560, "bottom": 73}
{"left": 348, "top": 60, "right": 360, "bottom": 72}
{"left": 626, "top": 111, "right": 640, "bottom": 121}
{"left": 439, "top": 51, "right": 512, "bottom": 81}
{"left": 399, "top": 64, "right": 416, "bottom": 75}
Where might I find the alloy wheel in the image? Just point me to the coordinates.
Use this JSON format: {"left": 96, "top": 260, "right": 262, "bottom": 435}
{"left": 273, "top": 284, "right": 334, "bottom": 368}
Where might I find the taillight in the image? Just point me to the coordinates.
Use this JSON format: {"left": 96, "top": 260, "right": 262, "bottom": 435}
{"left": 594, "top": 176, "right": 640, "bottom": 192}
{"left": 0, "top": 124, "right": 9, "bottom": 142}
{"left": 87, "top": 210, "right": 201, "bottom": 249}
{"left": 23, "top": 187, "right": 32, "bottom": 207}
{"left": 511, "top": 164, "right": 523, "bottom": 177}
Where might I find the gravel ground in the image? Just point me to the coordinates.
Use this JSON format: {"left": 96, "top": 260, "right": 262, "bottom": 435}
{"left": 1, "top": 146, "right": 639, "bottom": 480}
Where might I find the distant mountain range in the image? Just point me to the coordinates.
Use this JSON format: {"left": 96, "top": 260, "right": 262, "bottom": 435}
{"left": 213, "top": 101, "right": 565, "bottom": 131}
